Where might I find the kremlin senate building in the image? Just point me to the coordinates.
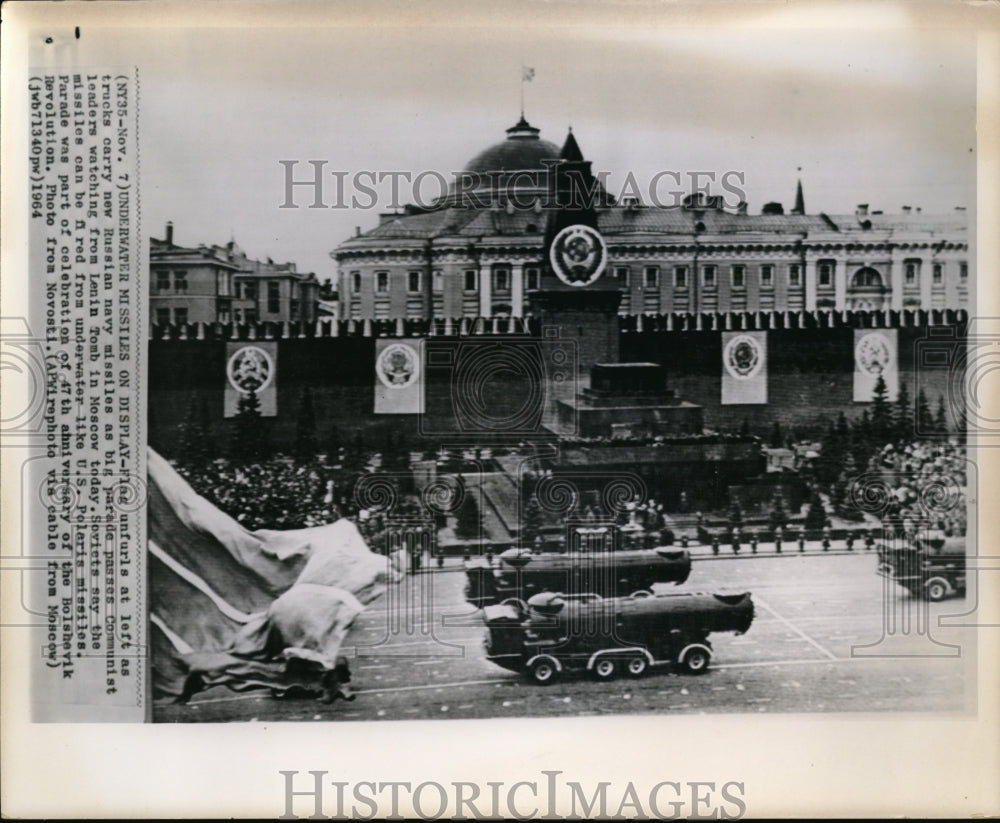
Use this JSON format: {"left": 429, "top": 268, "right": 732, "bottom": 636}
{"left": 332, "top": 117, "right": 969, "bottom": 323}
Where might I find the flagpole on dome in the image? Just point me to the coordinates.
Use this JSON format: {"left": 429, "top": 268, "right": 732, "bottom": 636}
{"left": 520, "top": 65, "right": 535, "bottom": 119}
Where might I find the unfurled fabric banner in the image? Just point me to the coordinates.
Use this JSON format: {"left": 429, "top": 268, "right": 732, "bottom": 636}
{"left": 147, "top": 448, "right": 399, "bottom": 702}
{"left": 722, "top": 331, "right": 768, "bottom": 404}
{"left": 853, "top": 329, "right": 898, "bottom": 402}
{"left": 224, "top": 341, "right": 278, "bottom": 417}
{"left": 374, "top": 338, "right": 424, "bottom": 414}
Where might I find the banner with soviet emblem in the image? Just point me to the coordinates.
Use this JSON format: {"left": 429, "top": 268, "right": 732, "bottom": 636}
{"left": 853, "top": 328, "right": 898, "bottom": 402}
{"left": 224, "top": 341, "right": 278, "bottom": 417}
{"left": 721, "top": 331, "right": 768, "bottom": 405}
{"left": 374, "top": 338, "right": 424, "bottom": 414}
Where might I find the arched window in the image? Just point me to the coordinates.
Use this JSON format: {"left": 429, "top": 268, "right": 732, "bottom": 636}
{"left": 851, "top": 267, "right": 884, "bottom": 288}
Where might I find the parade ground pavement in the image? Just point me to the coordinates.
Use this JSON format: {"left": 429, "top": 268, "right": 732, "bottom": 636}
{"left": 156, "top": 551, "right": 978, "bottom": 722}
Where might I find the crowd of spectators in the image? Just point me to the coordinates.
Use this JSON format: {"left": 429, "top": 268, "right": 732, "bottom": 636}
{"left": 171, "top": 425, "right": 967, "bottom": 553}
{"left": 866, "top": 439, "right": 967, "bottom": 537}
{"left": 176, "top": 457, "right": 351, "bottom": 530}
{"left": 174, "top": 450, "right": 435, "bottom": 555}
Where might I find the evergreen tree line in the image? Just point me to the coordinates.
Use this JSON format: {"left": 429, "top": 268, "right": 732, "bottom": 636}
{"left": 814, "top": 376, "right": 957, "bottom": 488}
{"left": 738, "top": 380, "right": 959, "bottom": 453}
{"left": 174, "top": 387, "right": 411, "bottom": 468}
{"left": 750, "top": 377, "right": 961, "bottom": 533}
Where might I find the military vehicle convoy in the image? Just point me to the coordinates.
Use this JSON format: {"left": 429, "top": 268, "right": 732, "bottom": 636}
{"left": 877, "top": 534, "right": 966, "bottom": 601}
{"left": 481, "top": 590, "right": 755, "bottom": 684}
{"left": 465, "top": 525, "right": 752, "bottom": 683}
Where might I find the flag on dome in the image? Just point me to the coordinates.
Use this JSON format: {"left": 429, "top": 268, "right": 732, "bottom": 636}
{"left": 522, "top": 66, "right": 535, "bottom": 82}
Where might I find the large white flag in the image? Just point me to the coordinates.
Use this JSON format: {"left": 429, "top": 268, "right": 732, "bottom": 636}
{"left": 374, "top": 338, "right": 424, "bottom": 414}
{"left": 853, "top": 329, "right": 898, "bottom": 401}
{"left": 147, "top": 448, "right": 400, "bottom": 702}
{"left": 721, "top": 331, "right": 767, "bottom": 405}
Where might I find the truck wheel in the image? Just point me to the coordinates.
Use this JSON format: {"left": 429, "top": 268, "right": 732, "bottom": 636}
{"left": 680, "top": 646, "right": 710, "bottom": 674}
{"left": 625, "top": 656, "right": 648, "bottom": 678}
{"left": 593, "top": 658, "right": 617, "bottom": 681}
{"left": 926, "top": 580, "right": 948, "bottom": 602}
{"left": 528, "top": 658, "right": 558, "bottom": 685}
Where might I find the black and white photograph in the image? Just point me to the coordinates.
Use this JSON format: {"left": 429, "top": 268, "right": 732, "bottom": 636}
{"left": 141, "top": 7, "right": 978, "bottom": 724}
{"left": 2, "top": 0, "right": 999, "bottom": 818}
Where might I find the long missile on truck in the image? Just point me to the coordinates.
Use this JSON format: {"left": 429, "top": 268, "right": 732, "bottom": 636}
{"left": 464, "top": 541, "right": 692, "bottom": 608}
{"left": 481, "top": 589, "right": 755, "bottom": 683}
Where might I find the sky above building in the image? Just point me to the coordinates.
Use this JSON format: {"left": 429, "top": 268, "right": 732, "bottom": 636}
{"left": 53, "top": 3, "right": 977, "bottom": 281}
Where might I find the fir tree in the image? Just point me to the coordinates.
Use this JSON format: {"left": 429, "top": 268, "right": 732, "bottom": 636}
{"left": 818, "top": 411, "right": 850, "bottom": 486}
{"left": 230, "top": 389, "right": 271, "bottom": 462}
{"left": 817, "top": 419, "right": 841, "bottom": 485}
{"left": 916, "top": 388, "right": 934, "bottom": 436}
{"left": 954, "top": 390, "right": 968, "bottom": 437}
{"left": 293, "top": 387, "right": 318, "bottom": 463}
{"left": 839, "top": 449, "right": 858, "bottom": 485}
{"left": 894, "top": 380, "right": 913, "bottom": 442}
{"left": 522, "top": 496, "right": 543, "bottom": 544}
{"left": 728, "top": 499, "right": 744, "bottom": 529}
{"left": 343, "top": 430, "right": 369, "bottom": 472}
{"left": 835, "top": 450, "right": 861, "bottom": 520}
{"left": 381, "top": 424, "right": 409, "bottom": 471}
{"left": 455, "top": 494, "right": 480, "bottom": 539}
{"left": 769, "top": 493, "right": 788, "bottom": 531}
{"left": 178, "top": 392, "right": 209, "bottom": 465}
{"left": 804, "top": 489, "right": 828, "bottom": 532}
{"left": 831, "top": 411, "right": 851, "bottom": 478}
{"left": 869, "top": 374, "right": 893, "bottom": 444}
{"left": 853, "top": 409, "right": 873, "bottom": 468}
{"left": 934, "top": 395, "right": 949, "bottom": 435}
{"left": 828, "top": 474, "right": 845, "bottom": 510}
{"left": 199, "top": 397, "right": 216, "bottom": 460}
{"left": 769, "top": 421, "right": 783, "bottom": 449}
{"left": 835, "top": 411, "right": 850, "bottom": 441}
{"left": 376, "top": 422, "right": 394, "bottom": 462}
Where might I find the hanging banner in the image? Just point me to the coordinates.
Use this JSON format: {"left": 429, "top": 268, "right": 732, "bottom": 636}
{"left": 853, "top": 329, "right": 898, "bottom": 402}
{"left": 224, "top": 341, "right": 278, "bottom": 417}
{"left": 721, "top": 331, "right": 768, "bottom": 404}
{"left": 374, "top": 338, "right": 424, "bottom": 414}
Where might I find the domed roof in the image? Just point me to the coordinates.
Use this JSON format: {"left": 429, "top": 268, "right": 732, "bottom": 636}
{"left": 463, "top": 117, "right": 560, "bottom": 174}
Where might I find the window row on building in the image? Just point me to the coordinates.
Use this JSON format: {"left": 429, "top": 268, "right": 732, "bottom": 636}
{"left": 344, "top": 259, "right": 968, "bottom": 295}
{"left": 336, "top": 254, "right": 970, "bottom": 319}
{"left": 348, "top": 267, "right": 544, "bottom": 296}
{"left": 149, "top": 223, "right": 322, "bottom": 326}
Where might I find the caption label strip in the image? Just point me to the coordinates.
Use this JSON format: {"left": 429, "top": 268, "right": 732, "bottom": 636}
{"left": 28, "top": 70, "right": 145, "bottom": 721}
